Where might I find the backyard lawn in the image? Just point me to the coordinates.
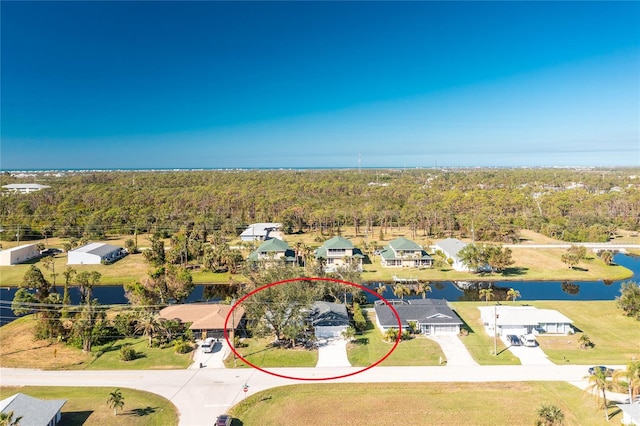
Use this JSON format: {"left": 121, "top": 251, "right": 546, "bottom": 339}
{"left": 229, "top": 381, "right": 615, "bottom": 426}
{"left": 347, "top": 312, "right": 444, "bottom": 366}
{"left": 0, "top": 386, "right": 178, "bottom": 426}
{"left": 224, "top": 337, "right": 318, "bottom": 368}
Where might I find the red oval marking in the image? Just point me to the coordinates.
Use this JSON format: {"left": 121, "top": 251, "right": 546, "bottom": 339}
{"left": 224, "top": 277, "right": 402, "bottom": 381}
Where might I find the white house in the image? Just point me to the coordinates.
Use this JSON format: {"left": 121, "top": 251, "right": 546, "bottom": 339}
{"left": 0, "top": 244, "right": 40, "bottom": 266}
{"left": 433, "top": 238, "right": 470, "bottom": 271}
{"left": 0, "top": 393, "right": 66, "bottom": 426}
{"left": 240, "top": 223, "right": 282, "bottom": 241}
{"left": 477, "top": 305, "right": 573, "bottom": 337}
{"left": 617, "top": 402, "right": 640, "bottom": 426}
{"left": 67, "top": 242, "right": 126, "bottom": 265}
{"left": 2, "top": 183, "right": 51, "bottom": 194}
{"left": 374, "top": 299, "right": 463, "bottom": 335}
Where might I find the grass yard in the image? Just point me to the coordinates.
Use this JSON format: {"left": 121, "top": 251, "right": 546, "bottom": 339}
{"left": 0, "top": 386, "right": 178, "bottom": 426}
{"left": 0, "top": 315, "right": 193, "bottom": 370}
{"left": 531, "top": 301, "right": 640, "bottom": 365}
{"left": 224, "top": 337, "right": 318, "bottom": 368}
{"left": 450, "top": 302, "right": 521, "bottom": 365}
{"left": 229, "top": 381, "right": 615, "bottom": 425}
{"left": 347, "top": 312, "right": 444, "bottom": 366}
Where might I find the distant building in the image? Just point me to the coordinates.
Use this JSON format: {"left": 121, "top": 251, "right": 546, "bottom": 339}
{"left": 240, "top": 223, "right": 282, "bottom": 241}
{"left": 247, "top": 238, "right": 296, "bottom": 266}
{"left": 2, "top": 183, "right": 50, "bottom": 194}
{"left": 315, "top": 236, "right": 364, "bottom": 272}
{"left": 0, "top": 392, "right": 66, "bottom": 426}
{"left": 433, "top": 238, "right": 470, "bottom": 271}
{"left": 67, "top": 242, "right": 126, "bottom": 265}
{"left": 379, "top": 237, "right": 433, "bottom": 268}
{"left": 0, "top": 244, "right": 40, "bottom": 266}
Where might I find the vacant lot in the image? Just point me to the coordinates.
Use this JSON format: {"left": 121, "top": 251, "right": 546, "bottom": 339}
{"left": 229, "top": 382, "right": 614, "bottom": 425}
{"left": 0, "top": 386, "right": 178, "bottom": 426}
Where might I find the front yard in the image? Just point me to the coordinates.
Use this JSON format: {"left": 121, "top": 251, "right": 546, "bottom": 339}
{"left": 223, "top": 337, "right": 318, "bottom": 368}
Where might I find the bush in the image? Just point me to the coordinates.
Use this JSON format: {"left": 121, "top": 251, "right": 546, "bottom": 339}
{"left": 617, "top": 281, "right": 640, "bottom": 320}
{"left": 119, "top": 344, "right": 138, "bottom": 361}
{"left": 173, "top": 339, "right": 192, "bottom": 354}
{"left": 352, "top": 303, "right": 367, "bottom": 332}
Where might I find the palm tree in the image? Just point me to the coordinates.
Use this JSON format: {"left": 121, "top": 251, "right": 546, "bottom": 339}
{"left": 376, "top": 283, "right": 387, "bottom": 296}
{"left": 613, "top": 361, "right": 640, "bottom": 403}
{"left": 393, "top": 283, "right": 410, "bottom": 300}
{"left": 107, "top": 388, "right": 125, "bottom": 416}
{"left": 536, "top": 403, "right": 564, "bottom": 425}
{"left": 507, "top": 288, "right": 521, "bottom": 304}
{"left": 586, "top": 368, "right": 610, "bottom": 421}
{"left": 135, "top": 313, "right": 164, "bottom": 347}
{"left": 479, "top": 287, "right": 494, "bottom": 305}
{"left": 0, "top": 410, "right": 23, "bottom": 426}
{"left": 416, "top": 282, "right": 432, "bottom": 299}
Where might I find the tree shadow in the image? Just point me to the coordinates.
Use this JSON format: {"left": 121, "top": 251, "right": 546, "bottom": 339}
{"left": 500, "top": 267, "right": 528, "bottom": 276}
{"left": 124, "top": 406, "right": 159, "bottom": 417}
{"left": 572, "top": 267, "right": 589, "bottom": 272}
{"left": 351, "top": 337, "right": 369, "bottom": 346}
{"left": 61, "top": 410, "right": 92, "bottom": 425}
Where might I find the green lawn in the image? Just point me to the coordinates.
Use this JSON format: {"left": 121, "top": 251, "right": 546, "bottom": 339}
{"left": 0, "top": 386, "right": 179, "bottom": 426}
{"left": 229, "top": 382, "right": 615, "bottom": 425}
{"left": 347, "top": 312, "right": 444, "bottom": 366}
{"left": 450, "top": 302, "right": 521, "bottom": 365}
{"left": 86, "top": 337, "right": 194, "bottom": 370}
{"left": 224, "top": 337, "right": 318, "bottom": 368}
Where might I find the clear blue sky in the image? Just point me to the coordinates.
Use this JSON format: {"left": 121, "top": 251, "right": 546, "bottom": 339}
{"left": 2, "top": 1, "right": 639, "bottom": 169}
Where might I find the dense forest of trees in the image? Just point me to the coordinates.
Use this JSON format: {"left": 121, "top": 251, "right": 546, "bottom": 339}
{"left": 1, "top": 168, "right": 639, "bottom": 244}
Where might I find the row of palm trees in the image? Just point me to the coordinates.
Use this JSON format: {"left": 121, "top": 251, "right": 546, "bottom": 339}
{"left": 375, "top": 282, "right": 433, "bottom": 299}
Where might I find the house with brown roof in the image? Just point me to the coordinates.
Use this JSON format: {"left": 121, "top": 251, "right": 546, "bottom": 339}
{"left": 159, "top": 303, "right": 245, "bottom": 340}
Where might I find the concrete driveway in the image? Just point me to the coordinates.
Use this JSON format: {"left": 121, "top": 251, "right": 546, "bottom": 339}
{"left": 190, "top": 340, "right": 228, "bottom": 369}
{"left": 501, "top": 335, "right": 553, "bottom": 365}
{"left": 427, "top": 335, "right": 478, "bottom": 366}
{"left": 316, "top": 338, "right": 351, "bottom": 367}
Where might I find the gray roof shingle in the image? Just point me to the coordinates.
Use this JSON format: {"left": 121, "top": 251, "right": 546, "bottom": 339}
{"left": 374, "top": 299, "right": 462, "bottom": 327}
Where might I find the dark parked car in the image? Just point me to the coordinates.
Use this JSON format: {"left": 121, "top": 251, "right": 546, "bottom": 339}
{"left": 507, "top": 335, "right": 521, "bottom": 346}
{"left": 215, "top": 414, "right": 232, "bottom": 426}
{"left": 40, "top": 248, "right": 62, "bottom": 256}
{"left": 588, "top": 366, "right": 614, "bottom": 376}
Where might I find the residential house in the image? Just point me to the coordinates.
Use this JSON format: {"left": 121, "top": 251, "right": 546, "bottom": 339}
{"left": 0, "top": 392, "right": 66, "bottom": 426}
{"left": 67, "top": 242, "right": 127, "bottom": 265}
{"left": 617, "top": 402, "right": 640, "bottom": 426}
{"left": 247, "top": 238, "right": 296, "bottom": 266}
{"left": 308, "top": 301, "right": 350, "bottom": 338}
{"left": 433, "top": 238, "right": 470, "bottom": 271}
{"left": 379, "top": 237, "right": 433, "bottom": 268}
{"left": 477, "top": 305, "right": 574, "bottom": 337}
{"left": 315, "top": 236, "right": 364, "bottom": 272}
{"left": 159, "top": 303, "right": 245, "bottom": 340}
{"left": 374, "top": 299, "right": 463, "bottom": 335}
{"left": 240, "top": 223, "right": 282, "bottom": 241}
{"left": 0, "top": 244, "right": 39, "bottom": 266}
{"left": 2, "top": 183, "right": 50, "bottom": 194}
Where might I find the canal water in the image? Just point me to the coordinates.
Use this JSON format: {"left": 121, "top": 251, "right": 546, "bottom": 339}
{"left": 1, "top": 253, "right": 638, "bottom": 325}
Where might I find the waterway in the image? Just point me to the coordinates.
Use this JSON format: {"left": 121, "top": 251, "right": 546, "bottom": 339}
{"left": 1, "top": 253, "right": 638, "bottom": 325}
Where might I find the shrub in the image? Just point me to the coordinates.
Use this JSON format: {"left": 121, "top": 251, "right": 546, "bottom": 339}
{"left": 617, "top": 281, "right": 640, "bottom": 321}
{"left": 119, "top": 344, "right": 138, "bottom": 361}
{"left": 173, "top": 339, "right": 192, "bottom": 354}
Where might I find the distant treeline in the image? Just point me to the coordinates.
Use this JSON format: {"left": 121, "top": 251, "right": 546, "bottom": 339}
{"left": 1, "top": 168, "right": 639, "bottom": 243}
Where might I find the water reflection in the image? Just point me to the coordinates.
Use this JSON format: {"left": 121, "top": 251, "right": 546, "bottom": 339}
{"left": 561, "top": 281, "right": 580, "bottom": 295}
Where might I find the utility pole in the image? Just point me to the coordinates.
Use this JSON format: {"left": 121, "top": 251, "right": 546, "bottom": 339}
{"left": 494, "top": 304, "right": 498, "bottom": 356}
{"left": 232, "top": 299, "right": 237, "bottom": 367}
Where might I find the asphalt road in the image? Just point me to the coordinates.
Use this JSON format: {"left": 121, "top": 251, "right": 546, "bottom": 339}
{"left": 0, "top": 364, "right": 626, "bottom": 426}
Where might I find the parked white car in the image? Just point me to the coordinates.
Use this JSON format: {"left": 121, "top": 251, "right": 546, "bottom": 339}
{"left": 520, "top": 334, "right": 537, "bottom": 347}
{"left": 201, "top": 337, "right": 215, "bottom": 353}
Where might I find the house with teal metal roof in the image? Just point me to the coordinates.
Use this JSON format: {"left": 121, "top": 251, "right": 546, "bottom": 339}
{"left": 315, "top": 236, "right": 364, "bottom": 272}
{"left": 379, "top": 237, "right": 433, "bottom": 268}
{"left": 247, "top": 238, "right": 296, "bottom": 266}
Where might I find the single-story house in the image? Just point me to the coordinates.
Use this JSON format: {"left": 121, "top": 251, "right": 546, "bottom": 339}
{"left": 159, "top": 303, "right": 245, "bottom": 340}
{"left": 617, "top": 402, "right": 640, "bottom": 426}
{"left": 0, "top": 244, "right": 39, "bottom": 266}
{"left": 67, "top": 242, "right": 127, "bottom": 265}
{"left": 433, "top": 238, "right": 470, "bottom": 271}
{"left": 247, "top": 238, "right": 296, "bottom": 266}
{"left": 315, "top": 236, "right": 364, "bottom": 272}
{"left": 374, "top": 299, "right": 463, "bottom": 335}
{"left": 240, "top": 223, "right": 282, "bottom": 241}
{"left": 477, "top": 305, "right": 574, "bottom": 337}
{"left": 379, "top": 237, "right": 433, "bottom": 268}
{"left": 307, "top": 301, "right": 350, "bottom": 339}
{"left": 0, "top": 392, "right": 66, "bottom": 426}
{"left": 2, "top": 183, "right": 50, "bottom": 194}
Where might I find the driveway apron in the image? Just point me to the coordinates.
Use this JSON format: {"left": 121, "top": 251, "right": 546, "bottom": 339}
{"left": 316, "top": 338, "right": 352, "bottom": 367}
{"left": 501, "top": 335, "right": 553, "bottom": 365}
{"left": 427, "top": 335, "right": 479, "bottom": 366}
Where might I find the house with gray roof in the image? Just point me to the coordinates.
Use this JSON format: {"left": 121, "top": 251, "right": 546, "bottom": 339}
{"left": 374, "top": 299, "right": 462, "bottom": 335}
{"left": 433, "top": 238, "right": 470, "bottom": 271}
{"left": 67, "top": 242, "right": 127, "bottom": 265}
{"left": 247, "top": 238, "right": 296, "bottom": 266}
{"left": 240, "top": 223, "right": 282, "bottom": 241}
{"left": 379, "top": 237, "right": 433, "bottom": 268}
{"left": 315, "top": 236, "right": 364, "bottom": 272}
{"left": 0, "top": 392, "right": 66, "bottom": 426}
{"left": 308, "top": 301, "right": 350, "bottom": 338}
{"left": 617, "top": 402, "right": 640, "bottom": 426}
